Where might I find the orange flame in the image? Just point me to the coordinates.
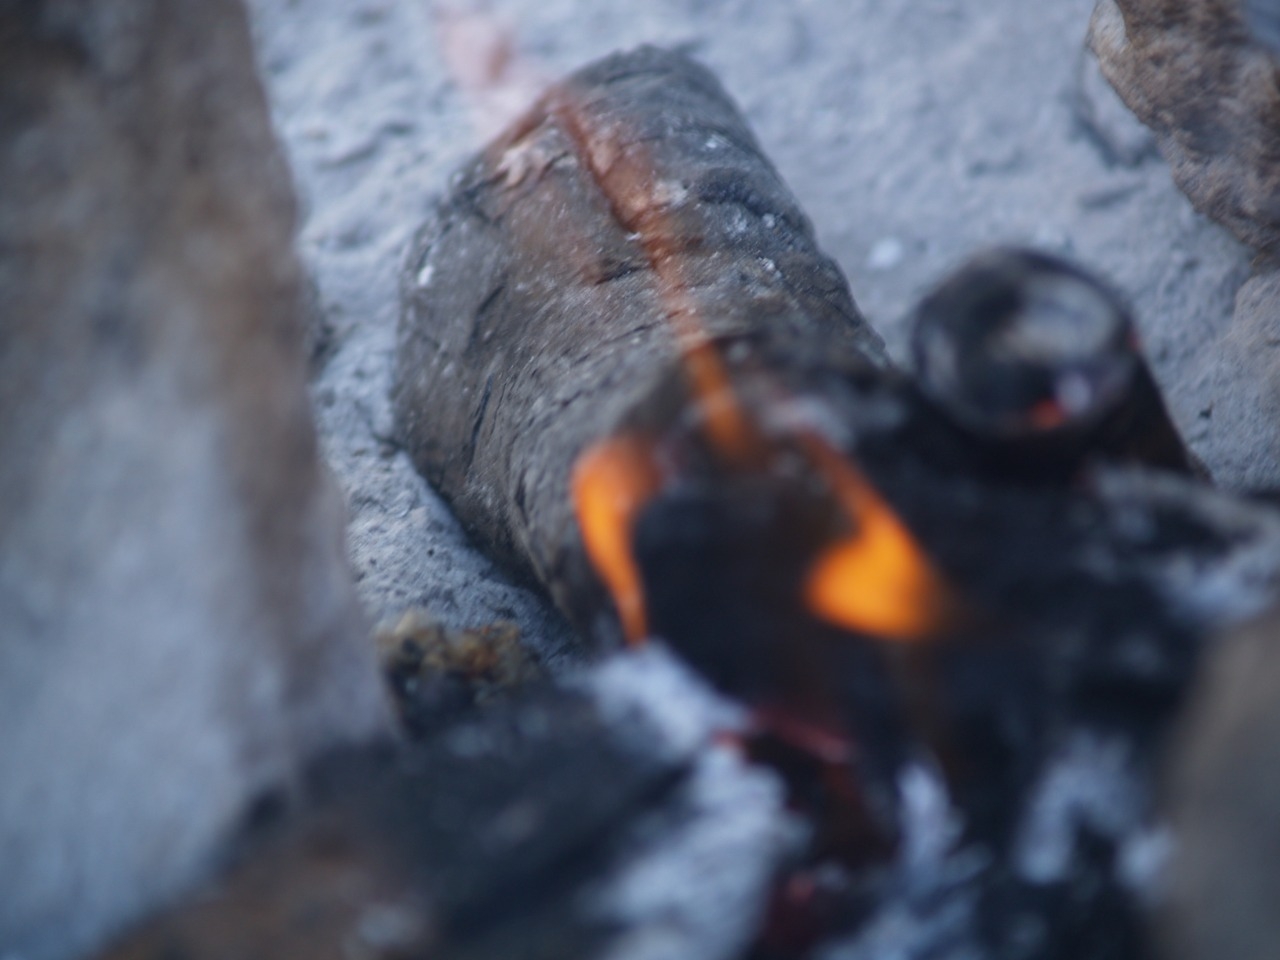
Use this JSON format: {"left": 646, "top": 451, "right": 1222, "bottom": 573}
{"left": 571, "top": 434, "right": 663, "bottom": 646}
{"left": 553, "top": 84, "right": 957, "bottom": 646}
{"left": 801, "top": 435, "right": 956, "bottom": 641}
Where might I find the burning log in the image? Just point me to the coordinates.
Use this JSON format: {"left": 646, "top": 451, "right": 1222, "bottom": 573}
{"left": 393, "top": 42, "right": 1215, "bottom": 751}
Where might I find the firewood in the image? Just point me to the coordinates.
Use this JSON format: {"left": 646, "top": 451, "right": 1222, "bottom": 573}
{"left": 394, "top": 43, "right": 1280, "bottom": 955}
{"left": 394, "top": 45, "right": 890, "bottom": 648}
{"left": 395, "top": 43, "right": 1280, "bottom": 857}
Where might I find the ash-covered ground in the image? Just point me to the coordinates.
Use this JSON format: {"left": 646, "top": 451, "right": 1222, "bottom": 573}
{"left": 245, "top": 0, "right": 1264, "bottom": 650}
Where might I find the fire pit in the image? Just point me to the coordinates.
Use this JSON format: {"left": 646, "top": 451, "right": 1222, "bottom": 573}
{"left": 32, "top": 2, "right": 1280, "bottom": 959}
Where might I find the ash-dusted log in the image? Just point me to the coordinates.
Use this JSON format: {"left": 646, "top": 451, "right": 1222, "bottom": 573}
{"left": 393, "top": 45, "right": 888, "bottom": 644}
{"left": 0, "top": 4, "right": 389, "bottom": 958}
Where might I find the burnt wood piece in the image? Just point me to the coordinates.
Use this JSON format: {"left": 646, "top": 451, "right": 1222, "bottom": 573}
{"left": 1088, "top": 0, "right": 1280, "bottom": 254}
{"left": 909, "top": 247, "right": 1201, "bottom": 481}
{"left": 394, "top": 45, "right": 888, "bottom": 646}
{"left": 394, "top": 45, "right": 1280, "bottom": 826}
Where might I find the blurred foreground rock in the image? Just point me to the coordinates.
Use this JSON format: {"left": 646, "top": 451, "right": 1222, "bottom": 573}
{"left": 1088, "top": 8, "right": 1280, "bottom": 958}
{"left": 96, "top": 652, "right": 789, "bottom": 960}
{"left": 1165, "top": 611, "right": 1280, "bottom": 960}
{"left": 0, "top": 2, "right": 390, "bottom": 957}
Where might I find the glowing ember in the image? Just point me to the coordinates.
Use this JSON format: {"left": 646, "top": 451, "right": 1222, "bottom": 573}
{"left": 1027, "top": 398, "right": 1070, "bottom": 430}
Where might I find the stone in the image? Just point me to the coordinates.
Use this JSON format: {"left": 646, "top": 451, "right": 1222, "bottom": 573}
{"left": 1193, "top": 258, "right": 1280, "bottom": 489}
{"left": 0, "top": 3, "right": 390, "bottom": 957}
{"left": 1088, "top": 0, "right": 1280, "bottom": 255}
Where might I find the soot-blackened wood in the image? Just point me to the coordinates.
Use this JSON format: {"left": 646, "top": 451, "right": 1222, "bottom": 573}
{"left": 393, "top": 46, "right": 888, "bottom": 644}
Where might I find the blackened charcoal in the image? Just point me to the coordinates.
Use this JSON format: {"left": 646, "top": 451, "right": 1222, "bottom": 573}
{"left": 909, "top": 248, "right": 1199, "bottom": 480}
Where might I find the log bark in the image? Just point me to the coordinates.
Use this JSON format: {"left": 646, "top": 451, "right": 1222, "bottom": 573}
{"left": 393, "top": 46, "right": 1280, "bottom": 952}
{"left": 393, "top": 45, "right": 889, "bottom": 646}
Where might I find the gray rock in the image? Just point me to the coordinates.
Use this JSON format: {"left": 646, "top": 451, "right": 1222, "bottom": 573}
{"left": 0, "top": 3, "right": 390, "bottom": 957}
{"left": 1192, "top": 258, "right": 1280, "bottom": 490}
{"left": 1088, "top": 0, "right": 1280, "bottom": 489}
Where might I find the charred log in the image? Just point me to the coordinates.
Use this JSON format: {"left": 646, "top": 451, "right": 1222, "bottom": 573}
{"left": 909, "top": 247, "right": 1201, "bottom": 480}
{"left": 393, "top": 45, "right": 889, "bottom": 648}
